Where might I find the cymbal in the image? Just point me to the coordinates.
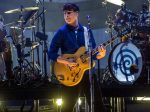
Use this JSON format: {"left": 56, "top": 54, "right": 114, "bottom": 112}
{"left": 10, "top": 26, "right": 21, "bottom": 29}
{"left": 5, "top": 6, "right": 39, "bottom": 14}
{"left": 10, "top": 25, "right": 36, "bottom": 30}
{"left": 24, "top": 25, "right": 36, "bottom": 29}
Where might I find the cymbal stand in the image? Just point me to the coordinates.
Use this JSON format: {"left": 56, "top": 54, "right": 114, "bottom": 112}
{"left": 101, "top": 0, "right": 114, "bottom": 83}
{"left": 15, "top": 7, "right": 33, "bottom": 85}
{"left": 37, "top": 0, "right": 48, "bottom": 78}
{"left": 29, "top": 16, "right": 37, "bottom": 75}
{"left": 35, "top": 0, "right": 42, "bottom": 74}
{"left": 31, "top": 25, "right": 35, "bottom": 75}
{"left": 17, "top": 9, "right": 26, "bottom": 85}
{"left": 42, "top": 0, "right": 48, "bottom": 78}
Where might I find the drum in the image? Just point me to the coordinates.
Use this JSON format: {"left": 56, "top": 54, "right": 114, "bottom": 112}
{"left": 108, "top": 42, "right": 144, "bottom": 85}
{"left": 9, "top": 26, "right": 23, "bottom": 45}
{"left": 114, "top": 9, "right": 129, "bottom": 31}
{"left": 145, "top": 12, "right": 150, "bottom": 25}
{"left": 115, "top": 9, "right": 137, "bottom": 25}
{"left": 137, "top": 11, "right": 150, "bottom": 34}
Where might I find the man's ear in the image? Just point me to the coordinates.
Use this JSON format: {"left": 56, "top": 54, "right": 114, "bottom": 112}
{"left": 76, "top": 12, "right": 79, "bottom": 17}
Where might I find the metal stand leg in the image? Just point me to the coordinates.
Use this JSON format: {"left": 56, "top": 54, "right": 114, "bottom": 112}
{"left": 147, "top": 65, "right": 150, "bottom": 85}
{"left": 75, "top": 97, "right": 89, "bottom": 112}
{"left": 146, "top": 62, "right": 150, "bottom": 85}
{"left": 75, "top": 103, "right": 80, "bottom": 112}
{"left": 34, "top": 100, "right": 39, "bottom": 112}
{"left": 85, "top": 97, "right": 89, "bottom": 112}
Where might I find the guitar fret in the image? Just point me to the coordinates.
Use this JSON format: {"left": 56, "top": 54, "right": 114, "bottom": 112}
{"left": 92, "top": 35, "right": 118, "bottom": 55}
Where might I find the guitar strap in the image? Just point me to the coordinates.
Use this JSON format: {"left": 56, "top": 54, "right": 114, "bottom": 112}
{"left": 83, "top": 26, "right": 89, "bottom": 51}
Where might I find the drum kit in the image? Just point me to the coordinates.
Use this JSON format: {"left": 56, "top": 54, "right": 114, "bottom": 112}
{"left": 0, "top": 6, "right": 45, "bottom": 86}
{"left": 108, "top": 3, "right": 150, "bottom": 85}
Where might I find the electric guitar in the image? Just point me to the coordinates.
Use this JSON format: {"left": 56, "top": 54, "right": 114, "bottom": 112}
{"left": 53, "top": 35, "right": 118, "bottom": 86}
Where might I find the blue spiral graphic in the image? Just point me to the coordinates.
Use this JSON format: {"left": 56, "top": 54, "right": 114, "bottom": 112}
{"left": 114, "top": 49, "right": 138, "bottom": 76}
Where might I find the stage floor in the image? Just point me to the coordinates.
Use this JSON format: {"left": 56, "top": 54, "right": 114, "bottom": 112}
{"left": 0, "top": 79, "right": 150, "bottom": 100}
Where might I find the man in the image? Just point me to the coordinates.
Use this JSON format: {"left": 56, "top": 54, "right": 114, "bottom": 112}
{"left": 48, "top": 3, "right": 106, "bottom": 112}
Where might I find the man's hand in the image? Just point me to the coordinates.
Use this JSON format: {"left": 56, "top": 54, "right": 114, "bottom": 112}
{"left": 57, "top": 56, "right": 78, "bottom": 68}
{"left": 96, "top": 45, "right": 106, "bottom": 59}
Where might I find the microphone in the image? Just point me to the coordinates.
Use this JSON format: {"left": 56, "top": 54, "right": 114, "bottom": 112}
{"left": 86, "top": 15, "right": 91, "bottom": 29}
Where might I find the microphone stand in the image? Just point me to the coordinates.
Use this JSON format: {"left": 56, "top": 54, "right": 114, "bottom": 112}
{"left": 87, "top": 15, "right": 94, "bottom": 112}
{"left": 41, "top": 0, "right": 48, "bottom": 77}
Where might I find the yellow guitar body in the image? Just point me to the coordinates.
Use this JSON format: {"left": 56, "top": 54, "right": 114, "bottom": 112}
{"left": 53, "top": 47, "right": 95, "bottom": 86}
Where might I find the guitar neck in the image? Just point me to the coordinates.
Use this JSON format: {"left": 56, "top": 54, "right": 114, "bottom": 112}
{"left": 92, "top": 35, "right": 118, "bottom": 55}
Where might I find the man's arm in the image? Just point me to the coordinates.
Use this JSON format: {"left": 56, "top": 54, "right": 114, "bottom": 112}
{"left": 48, "top": 29, "right": 62, "bottom": 61}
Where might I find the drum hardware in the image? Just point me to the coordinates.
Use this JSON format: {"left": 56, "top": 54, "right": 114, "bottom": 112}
{"left": 121, "top": 33, "right": 132, "bottom": 42}
{"left": 109, "top": 38, "right": 150, "bottom": 85}
{"left": 100, "top": 65, "right": 115, "bottom": 85}
{"left": 10, "top": 26, "right": 21, "bottom": 30}
{"left": 4, "top": 6, "right": 39, "bottom": 14}
{"left": 137, "top": 3, "right": 150, "bottom": 35}
{"left": 13, "top": 60, "right": 41, "bottom": 86}
{"left": 25, "top": 37, "right": 39, "bottom": 48}
{"left": 35, "top": 32, "right": 48, "bottom": 41}
{"left": 35, "top": 5, "right": 48, "bottom": 78}
{"left": 0, "top": 6, "right": 47, "bottom": 86}
{"left": 31, "top": 42, "right": 40, "bottom": 50}
{"left": 105, "top": 14, "right": 119, "bottom": 50}
{"left": 107, "top": 3, "right": 150, "bottom": 85}
{"left": 6, "top": 4, "right": 46, "bottom": 85}
{"left": 115, "top": 5, "right": 138, "bottom": 28}
{"left": 29, "top": 17, "right": 41, "bottom": 81}
{"left": 5, "top": 7, "right": 42, "bottom": 86}
{"left": 108, "top": 42, "right": 143, "bottom": 85}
